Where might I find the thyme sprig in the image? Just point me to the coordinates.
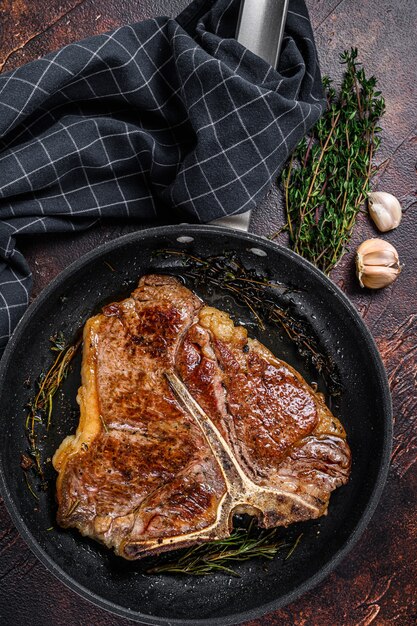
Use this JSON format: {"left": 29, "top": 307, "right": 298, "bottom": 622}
{"left": 158, "top": 250, "right": 340, "bottom": 394}
{"left": 147, "top": 524, "right": 301, "bottom": 576}
{"left": 278, "top": 48, "right": 385, "bottom": 274}
{"left": 23, "top": 332, "right": 81, "bottom": 491}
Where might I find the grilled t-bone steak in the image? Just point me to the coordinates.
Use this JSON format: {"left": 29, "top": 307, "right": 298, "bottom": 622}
{"left": 53, "top": 275, "right": 351, "bottom": 559}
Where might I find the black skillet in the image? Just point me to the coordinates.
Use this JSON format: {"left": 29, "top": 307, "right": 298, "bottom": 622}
{"left": 0, "top": 225, "right": 392, "bottom": 625}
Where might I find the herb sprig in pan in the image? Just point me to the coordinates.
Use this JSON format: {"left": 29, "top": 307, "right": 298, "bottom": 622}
{"left": 147, "top": 522, "right": 302, "bottom": 577}
{"left": 278, "top": 48, "right": 385, "bottom": 274}
{"left": 22, "top": 332, "right": 80, "bottom": 494}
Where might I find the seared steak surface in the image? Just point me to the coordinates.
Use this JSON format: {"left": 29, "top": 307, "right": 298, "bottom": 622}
{"left": 53, "top": 275, "right": 351, "bottom": 559}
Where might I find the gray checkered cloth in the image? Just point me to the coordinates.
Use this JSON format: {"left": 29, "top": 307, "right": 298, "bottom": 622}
{"left": 0, "top": 0, "right": 324, "bottom": 354}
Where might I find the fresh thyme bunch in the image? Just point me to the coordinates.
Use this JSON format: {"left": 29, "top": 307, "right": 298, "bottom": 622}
{"left": 280, "top": 48, "right": 385, "bottom": 274}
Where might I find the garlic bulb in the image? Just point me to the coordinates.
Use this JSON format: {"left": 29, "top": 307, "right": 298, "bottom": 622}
{"left": 368, "top": 192, "right": 402, "bottom": 232}
{"left": 356, "top": 239, "right": 401, "bottom": 289}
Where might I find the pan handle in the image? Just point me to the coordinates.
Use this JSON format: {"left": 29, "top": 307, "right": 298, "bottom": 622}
{"left": 211, "top": 0, "right": 289, "bottom": 231}
{"left": 236, "top": 0, "right": 289, "bottom": 69}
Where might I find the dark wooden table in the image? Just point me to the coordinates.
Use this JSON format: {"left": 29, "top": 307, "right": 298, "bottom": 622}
{"left": 1, "top": 1, "right": 416, "bottom": 624}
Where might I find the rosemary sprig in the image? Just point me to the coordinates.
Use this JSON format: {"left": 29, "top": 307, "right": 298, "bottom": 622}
{"left": 278, "top": 48, "right": 385, "bottom": 274}
{"left": 24, "top": 471, "right": 40, "bottom": 501}
{"left": 23, "top": 332, "right": 81, "bottom": 487}
{"left": 158, "top": 250, "right": 340, "bottom": 394}
{"left": 147, "top": 524, "right": 301, "bottom": 576}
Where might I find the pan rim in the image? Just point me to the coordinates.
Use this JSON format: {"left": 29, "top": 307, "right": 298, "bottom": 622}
{"left": 0, "top": 224, "right": 392, "bottom": 626}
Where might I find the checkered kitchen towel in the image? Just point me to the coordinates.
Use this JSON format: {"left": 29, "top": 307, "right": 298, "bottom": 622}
{"left": 0, "top": 0, "right": 324, "bottom": 354}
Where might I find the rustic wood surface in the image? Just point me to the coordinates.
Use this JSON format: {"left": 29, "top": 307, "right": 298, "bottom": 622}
{"left": 0, "top": 0, "right": 416, "bottom": 624}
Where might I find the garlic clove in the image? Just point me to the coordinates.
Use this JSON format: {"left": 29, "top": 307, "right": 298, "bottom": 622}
{"left": 361, "top": 248, "right": 400, "bottom": 266}
{"left": 368, "top": 191, "right": 402, "bottom": 232}
{"left": 358, "top": 265, "right": 399, "bottom": 289}
{"left": 356, "top": 238, "right": 399, "bottom": 258}
{"left": 356, "top": 238, "right": 401, "bottom": 289}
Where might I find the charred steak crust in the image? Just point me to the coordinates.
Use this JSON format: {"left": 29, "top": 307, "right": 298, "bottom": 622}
{"left": 53, "top": 275, "right": 351, "bottom": 559}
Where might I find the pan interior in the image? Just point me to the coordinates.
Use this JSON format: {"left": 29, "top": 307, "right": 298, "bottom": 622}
{"left": 0, "top": 226, "right": 391, "bottom": 625}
